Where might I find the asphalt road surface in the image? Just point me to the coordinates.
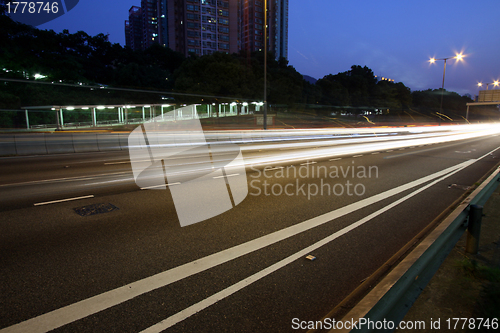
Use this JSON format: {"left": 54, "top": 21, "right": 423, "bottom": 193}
{"left": 1, "top": 125, "right": 500, "bottom": 332}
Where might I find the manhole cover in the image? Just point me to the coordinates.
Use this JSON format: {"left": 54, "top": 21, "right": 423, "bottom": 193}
{"left": 74, "top": 203, "right": 119, "bottom": 217}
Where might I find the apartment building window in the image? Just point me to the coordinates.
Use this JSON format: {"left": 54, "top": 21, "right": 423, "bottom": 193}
{"left": 202, "top": 24, "right": 216, "bottom": 32}
{"left": 217, "top": 1, "right": 229, "bottom": 9}
{"left": 187, "top": 22, "right": 200, "bottom": 29}
{"left": 218, "top": 35, "right": 229, "bottom": 42}
{"left": 202, "top": 7, "right": 215, "bottom": 15}
{"left": 187, "top": 5, "right": 199, "bottom": 11}
{"left": 187, "top": 13, "right": 199, "bottom": 20}
{"left": 188, "top": 31, "right": 201, "bottom": 37}
{"left": 203, "top": 41, "right": 216, "bottom": 48}
{"left": 218, "top": 18, "right": 229, "bottom": 25}
{"left": 219, "top": 27, "right": 229, "bottom": 33}
{"left": 203, "top": 32, "right": 216, "bottom": 40}
{"left": 218, "top": 43, "right": 229, "bottom": 50}
{"left": 203, "top": 16, "right": 217, "bottom": 23}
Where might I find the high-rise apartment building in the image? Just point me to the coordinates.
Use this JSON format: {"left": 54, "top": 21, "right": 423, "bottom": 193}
{"left": 239, "top": 0, "right": 288, "bottom": 59}
{"left": 141, "top": 0, "right": 161, "bottom": 49}
{"left": 125, "top": 0, "right": 288, "bottom": 60}
{"left": 125, "top": 6, "right": 143, "bottom": 51}
{"left": 240, "top": 0, "right": 264, "bottom": 55}
{"left": 269, "top": 0, "right": 288, "bottom": 60}
{"left": 165, "top": 0, "right": 239, "bottom": 56}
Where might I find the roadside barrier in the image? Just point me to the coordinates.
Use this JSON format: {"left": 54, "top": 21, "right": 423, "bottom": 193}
{"left": 0, "top": 128, "right": 395, "bottom": 156}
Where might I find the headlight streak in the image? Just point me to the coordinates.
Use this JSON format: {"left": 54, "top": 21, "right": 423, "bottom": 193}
{"left": 6, "top": 125, "right": 499, "bottom": 190}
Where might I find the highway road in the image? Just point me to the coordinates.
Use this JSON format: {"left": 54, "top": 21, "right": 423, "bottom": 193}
{"left": 1, "top": 124, "right": 500, "bottom": 332}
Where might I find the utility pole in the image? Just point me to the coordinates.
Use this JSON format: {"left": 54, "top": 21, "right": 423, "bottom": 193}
{"left": 263, "top": 0, "right": 267, "bottom": 130}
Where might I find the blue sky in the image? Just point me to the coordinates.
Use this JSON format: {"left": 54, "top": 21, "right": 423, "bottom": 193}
{"left": 35, "top": 0, "right": 500, "bottom": 97}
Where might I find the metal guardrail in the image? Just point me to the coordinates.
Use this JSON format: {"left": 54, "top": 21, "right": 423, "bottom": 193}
{"left": 334, "top": 166, "right": 500, "bottom": 332}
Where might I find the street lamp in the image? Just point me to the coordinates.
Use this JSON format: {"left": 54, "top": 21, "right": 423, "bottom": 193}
{"left": 263, "top": 0, "right": 267, "bottom": 130}
{"left": 477, "top": 81, "right": 500, "bottom": 90}
{"left": 429, "top": 53, "right": 465, "bottom": 119}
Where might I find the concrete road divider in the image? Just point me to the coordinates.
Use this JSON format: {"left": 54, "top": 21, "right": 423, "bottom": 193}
{"left": 97, "top": 133, "right": 122, "bottom": 151}
{"left": 119, "top": 133, "right": 129, "bottom": 150}
{"left": 15, "top": 134, "right": 47, "bottom": 155}
{"left": 0, "top": 134, "right": 17, "bottom": 156}
{"left": 73, "top": 133, "right": 99, "bottom": 153}
{"left": 45, "top": 133, "right": 74, "bottom": 154}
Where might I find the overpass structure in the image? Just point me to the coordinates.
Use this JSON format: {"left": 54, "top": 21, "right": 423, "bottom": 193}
{"left": 18, "top": 102, "right": 262, "bottom": 130}
{"left": 466, "top": 89, "right": 500, "bottom": 120}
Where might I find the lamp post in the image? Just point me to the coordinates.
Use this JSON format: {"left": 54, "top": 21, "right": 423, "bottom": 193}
{"left": 263, "top": 0, "right": 267, "bottom": 130}
{"left": 477, "top": 81, "right": 500, "bottom": 90}
{"left": 429, "top": 53, "right": 464, "bottom": 120}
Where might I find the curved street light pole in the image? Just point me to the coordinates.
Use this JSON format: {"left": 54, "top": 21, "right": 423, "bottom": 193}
{"left": 440, "top": 58, "right": 448, "bottom": 115}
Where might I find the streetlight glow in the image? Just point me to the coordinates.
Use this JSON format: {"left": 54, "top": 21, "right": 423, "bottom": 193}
{"left": 428, "top": 52, "right": 466, "bottom": 121}
{"left": 476, "top": 81, "right": 499, "bottom": 90}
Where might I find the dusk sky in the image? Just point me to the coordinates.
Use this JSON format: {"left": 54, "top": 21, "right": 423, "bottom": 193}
{"left": 36, "top": 0, "right": 500, "bottom": 97}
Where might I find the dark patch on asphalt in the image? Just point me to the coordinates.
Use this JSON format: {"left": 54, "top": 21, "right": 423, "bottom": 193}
{"left": 448, "top": 183, "right": 471, "bottom": 191}
{"left": 73, "top": 203, "right": 119, "bottom": 217}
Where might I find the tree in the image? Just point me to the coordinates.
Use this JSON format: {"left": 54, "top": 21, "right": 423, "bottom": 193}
{"left": 174, "top": 52, "right": 256, "bottom": 99}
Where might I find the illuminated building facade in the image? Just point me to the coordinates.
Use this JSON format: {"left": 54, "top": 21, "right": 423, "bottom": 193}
{"left": 125, "top": 0, "right": 288, "bottom": 60}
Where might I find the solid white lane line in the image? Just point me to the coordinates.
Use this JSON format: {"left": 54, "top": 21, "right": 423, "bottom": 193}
{"left": 300, "top": 161, "right": 317, "bottom": 166}
{"left": 213, "top": 174, "right": 240, "bottom": 179}
{"left": 34, "top": 195, "right": 94, "bottom": 206}
{"left": 371, "top": 152, "right": 380, "bottom": 155}
{"left": 353, "top": 155, "right": 363, "bottom": 158}
{"left": 329, "top": 158, "right": 342, "bottom": 161}
{"left": 1, "top": 159, "right": 476, "bottom": 333}
{"left": 140, "top": 183, "right": 181, "bottom": 190}
{"left": 140, "top": 158, "right": 476, "bottom": 333}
